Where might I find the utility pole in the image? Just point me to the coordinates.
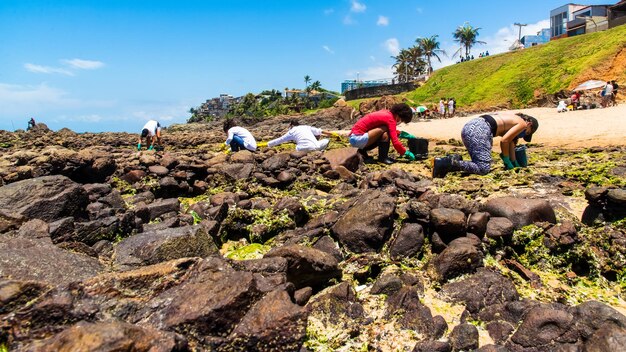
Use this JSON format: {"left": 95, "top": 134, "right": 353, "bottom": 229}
{"left": 514, "top": 22, "right": 527, "bottom": 42}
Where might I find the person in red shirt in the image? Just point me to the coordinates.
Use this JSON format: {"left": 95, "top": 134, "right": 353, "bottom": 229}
{"left": 571, "top": 92, "right": 581, "bottom": 110}
{"left": 349, "top": 103, "right": 415, "bottom": 164}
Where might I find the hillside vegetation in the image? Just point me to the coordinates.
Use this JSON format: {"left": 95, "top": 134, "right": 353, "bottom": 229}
{"left": 402, "top": 24, "right": 626, "bottom": 111}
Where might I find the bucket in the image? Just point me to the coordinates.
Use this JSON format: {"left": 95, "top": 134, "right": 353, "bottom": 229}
{"left": 515, "top": 145, "right": 528, "bottom": 167}
{"left": 407, "top": 138, "right": 429, "bottom": 160}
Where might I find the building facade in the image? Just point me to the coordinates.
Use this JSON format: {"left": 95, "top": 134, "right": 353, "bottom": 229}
{"left": 608, "top": 0, "right": 626, "bottom": 28}
{"left": 521, "top": 28, "right": 551, "bottom": 47}
{"left": 341, "top": 79, "right": 391, "bottom": 94}
{"left": 550, "top": 3, "right": 588, "bottom": 39}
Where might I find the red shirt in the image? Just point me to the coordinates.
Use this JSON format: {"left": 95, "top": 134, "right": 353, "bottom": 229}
{"left": 350, "top": 110, "right": 406, "bottom": 154}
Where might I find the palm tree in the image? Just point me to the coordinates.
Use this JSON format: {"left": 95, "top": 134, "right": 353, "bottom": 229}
{"left": 453, "top": 23, "right": 486, "bottom": 59}
{"left": 310, "top": 80, "right": 321, "bottom": 92}
{"left": 392, "top": 46, "right": 426, "bottom": 82}
{"left": 417, "top": 35, "right": 446, "bottom": 74}
{"left": 304, "top": 75, "right": 311, "bottom": 88}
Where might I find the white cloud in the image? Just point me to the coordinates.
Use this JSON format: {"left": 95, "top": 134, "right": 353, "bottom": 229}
{"left": 347, "top": 65, "right": 394, "bottom": 81}
{"left": 324, "top": 8, "right": 334, "bottom": 15}
{"left": 62, "top": 59, "right": 105, "bottom": 70}
{"left": 384, "top": 38, "right": 400, "bottom": 56}
{"left": 350, "top": 0, "right": 366, "bottom": 13}
{"left": 0, "top": 82, "right": 74, "bottom": 108}
{"left": 24, "top": 63, "right": 74, "bottom": 76}
{"left": 53, "top": 114, "right": 103, "bottom": 123}
{"left": 322, "top": 45, "right": 335, "bottom": 54}
{"left": 377, "top": 15, "right": 389, "bottom": 26}
{"left": 131, "top": 102, "right": 191, "bottom": 123}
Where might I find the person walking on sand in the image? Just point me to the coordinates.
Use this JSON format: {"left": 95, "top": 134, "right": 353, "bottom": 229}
{"left": 138, "top": 119, "right": 162, "bottom": 151}
{"left": 267, "top": 119, "right": 332, "bottom": 152}
{"left": 223, "top": 118, "right": 257, "bottom": 152}
{"left": 448, "top": 98, "right": 455, "bottom": 117}
{"left": 432, "top": 112, "right": 538, "bottom": 178}
{"left": 349, "top": 103, "right": 416, "bottom": 164}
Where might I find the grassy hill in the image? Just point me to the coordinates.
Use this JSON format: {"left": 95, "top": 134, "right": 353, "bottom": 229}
{"left": 399, "top": 24, "right": 626, "bottom": 111}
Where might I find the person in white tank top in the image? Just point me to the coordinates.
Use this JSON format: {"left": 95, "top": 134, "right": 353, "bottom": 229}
{"left": 138, "top": 120, "right": 162, "bottom": 151}
{"left": 267, "top": 119, "right": 332, "bottom": 152}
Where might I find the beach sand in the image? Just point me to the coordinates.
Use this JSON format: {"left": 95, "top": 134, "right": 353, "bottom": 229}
{"left": 400, "top": 104, "right": 626, "bottom": 150}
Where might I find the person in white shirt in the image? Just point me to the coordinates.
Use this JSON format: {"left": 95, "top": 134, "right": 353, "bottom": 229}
{"left": 602, "top": 81, "right": 614, "bottom": 108}
{"left": 138, "top": 120, "right": 162, "bottom": 151}
{"left": 448, "top": 98, "right": 455, "bottom": 117}
{"left": 223, "top": 118, "right": 257, "bottom": 152}
{"left": 267, "top": 120, "right": 332, "bottom": 152}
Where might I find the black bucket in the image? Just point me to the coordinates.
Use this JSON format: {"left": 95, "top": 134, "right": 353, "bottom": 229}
{"left": 407, "top": 138, "right": 429, "bottom": 160}
{"left": 515, "top": 145, "right": 528, "bottom": 167}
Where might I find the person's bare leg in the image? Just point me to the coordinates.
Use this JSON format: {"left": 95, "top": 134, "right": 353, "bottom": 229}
{"left": 365, "top": 127, "right": 389, "bottom": 148}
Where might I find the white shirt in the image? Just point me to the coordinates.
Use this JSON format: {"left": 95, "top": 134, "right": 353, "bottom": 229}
{"left": 142, "top": 120, "right": 160, "bottom": 136}
{"left": 267, "top": 125, "right": 325, "bottom": 151}
{"left": 225, "top": 126, "right": 257, "bottom": 151}
{"left": 604, "top": 84, "right": 614, "bottom": 96}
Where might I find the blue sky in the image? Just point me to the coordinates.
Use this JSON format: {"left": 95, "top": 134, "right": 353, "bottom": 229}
{"left": 0, "top": 0, "right": 612, "bottom": 132}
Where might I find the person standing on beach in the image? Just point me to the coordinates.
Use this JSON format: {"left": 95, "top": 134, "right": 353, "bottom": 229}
{"left": 602, "top": 81, "right": 614, "bottom": 108}
{"left": 611, "top": 80, "right": 619, "bottom": 105}
{"left": 223, "top": 118, "right": 257, "bottom": 152}
{"left": 349, "top": 103, "right": 416, "bottom": 164}
{"left": 448, "top": 98, "right": 455, "bottom": 117}
{"left": 439, "top": 98, "right": 446, "bottom": 118}
{"left": 432, "top": 112, "right": 538, "bottom": 178}
{"left": 138, "top": 119, "right": 162, "bottom": 151}
{"left": 267, "top": 119, "right": 332, "bottom": 152}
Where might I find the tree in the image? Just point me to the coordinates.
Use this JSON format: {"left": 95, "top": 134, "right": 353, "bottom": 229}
{"left": 392, "top": 46, "right": 426, "bottom": 83}
{"left": 304, "top": 75, "right": 311, "bottom": 88}
{"left": 310, "top": 80, "right": 321, "bottom": 92}
{"left": 417, "top": 35, "right": 446, "bottom": 74}
{"left": 453, "top": 23, "right": 486, "bottom": 59}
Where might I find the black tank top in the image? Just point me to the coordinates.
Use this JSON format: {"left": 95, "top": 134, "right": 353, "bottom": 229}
{"left": 480, "top": 115, "right": 497, "bottom": 137}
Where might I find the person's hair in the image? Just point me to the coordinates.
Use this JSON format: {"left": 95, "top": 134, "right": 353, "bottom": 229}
{"left": 390, "top": 103, "right": 413, "bottom": 123}
{"left": 289, "top": 119, "right": 300, "bottom": 127}
{"left": 223, "top": 118, "right": 237, "bottom": 133}
{"left": 141, "top": 128, "right": 149, "bottom": 138}
{"left": 516, "top": 113, "right": 539, "bottom": 134}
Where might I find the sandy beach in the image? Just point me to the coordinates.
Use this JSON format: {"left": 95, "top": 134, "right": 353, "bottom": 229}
{"left": 401, "top": 103, "right": 626, "bottom": 149}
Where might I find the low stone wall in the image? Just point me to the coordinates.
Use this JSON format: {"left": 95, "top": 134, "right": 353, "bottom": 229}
{"left": 345, "top": 82, "right": 417, "bottom": 101}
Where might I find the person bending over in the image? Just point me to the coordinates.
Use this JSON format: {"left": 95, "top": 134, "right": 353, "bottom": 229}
{"left": 349, "top": 103, "right": 416, "bottom": 164}
{"left": 223, "top": 118, "right": 257, "bottom": 152}
{"left": 138, "top": 120, "right": 162, "bottom": 151}
{"left": 432, "top": 112, "right": 538, "bottom": 177}
{"left": 267, "top": 119, "right": 332, "bottom": 152}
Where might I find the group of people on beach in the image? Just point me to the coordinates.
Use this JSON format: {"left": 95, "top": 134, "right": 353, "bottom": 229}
{"left": 438, "top": 98, "right": 456, "bottom": 118}
{"left": 138, "top": 101, "right": 539, "bottom": 179}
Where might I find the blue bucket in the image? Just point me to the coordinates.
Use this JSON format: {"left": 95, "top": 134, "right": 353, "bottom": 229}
{"left": 515, "top": 145, "right": 528, "bottom": 167}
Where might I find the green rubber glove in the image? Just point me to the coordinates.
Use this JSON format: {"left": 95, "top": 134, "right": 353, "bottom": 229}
{"left": 148, "top": 145, "right": 154, "bottom": 151}
{"left": 399, "top": 131, "right": 416, "bottom": 139}
{"left": 512, "top": 159, "right": 521, "bottom": 168}
{"left": 137, "top": 143, "right": 141, "bottom": 151}
{"left": 500, "top": 154, "right": 514, "bottom": 170}
{"left": 404, "top": 150, "right": 416, "bottom": 161}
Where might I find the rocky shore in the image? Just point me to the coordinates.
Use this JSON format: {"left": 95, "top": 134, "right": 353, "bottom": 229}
{"left": 1, "top": 103, "right": 626, "bottom": 351}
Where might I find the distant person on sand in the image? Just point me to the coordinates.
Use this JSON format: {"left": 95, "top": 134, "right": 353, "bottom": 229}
{"left": 571, "top": 91, "right": 581, "bottom": 109}
{"left": 267, "top": 119, "right": 332, "bottom": 152}
{"left": 611, "top": 80, "right": 619, "bottom": 105}
{"left": 601, "top": 81, "right": 614, "bottom": 108}
{"left": 349, "top": 103, "right": 416, "bottom": 164}
{"left": 448, "top": 98, "right": 455, "bottom": 117}
{"left": 138, "top": 119, "right": 162, "bottom": 151}
{"left": 223, "top": 118, "right": 257, "bottom": 152}
{"left": 439, "top": 98, "right": 446, "bottom": 117}
{"left": 27, "top": 117, "right": 36, "bottom": 131}
{"left": 432, "top": 112, "right": 538, "bottom": 178}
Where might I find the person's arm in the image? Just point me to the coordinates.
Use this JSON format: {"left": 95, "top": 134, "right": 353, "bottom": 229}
{"left": 387, "top": 120, "right": 407, "bottom": 155}
{"left": 499, "top": 122, "right": 526, "bottom": 157}
{"left": 267, "top": 132, "right": 293, "bottom": 147}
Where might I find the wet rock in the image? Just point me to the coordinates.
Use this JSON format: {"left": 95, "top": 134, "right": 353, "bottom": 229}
{"left": 430, "top": 208, "right": 466, "bottom": 243}
{"left": 486, "top": 321, "right": 515, "bottom": 345}
{"left": 305, "top": 211, "right": 340, "bottom": 230}
{"left": 219, "top": 163, "right": 254, "bottom": 181}
{"left": 485, "top": 217, "right": 515, "bottom": 241}
{"left": 572, "top": 300, "right": 626, "bottom": 340}
{"left": 545, "top": 220, "right": 578, "bottom": 248}
{"left": 144, "top": 198, "right": 180, "bottom": 221}
{"left": 406, "top": 200, "right": 432, "bottom": 224}
{"left": 22, "top": 320, "right": 188, "bottom": 352}
{"left": 276, "top": 170, "right": 296, "bottom": 183}
{"left": 0, "top": 237, "right": 102, "bottom": 285}
{"left": 312, "top": 235, "right": 343, "bottom": 262}
{"left": 230, "top": 150, "right": 255, "bottom": 163}
{"left": 467, "top": 211, "right": 490, "bottom": 237}
{"left": 450, "top": 323, "right": 479, "bottom": 352}
{"left": 323, "top": 147, "right": 361, "bottom": 172}
{"left": 0, "top": 279, "right": 50, "bottom": 314}
{"left": 261, "top": 152, "right": 291, "bottom": 172}
{"left": 584, "top": 323, "right": 626, "bottom": 352}
{"left": 481, "top": 197, "right": 556, "bottom": 228}
{"left": 113, "top": 224, "right": 219, "bottom": 269}
{"left": 371, "top": 273, "right": 403, "bottom": 295}
{"left": 73, "top": 216, "right": 121, "bottom": 245}
{"left": 412, "top": 340, "right": 451, "bottom": 352}
{"left": 585, "top": 186, "right": 608, "bottom": 204}
{"left": 122, "top": 169, "right": 146, "bottom": 183}
{"left": 228, "top": 289, "right": 307, "bottom": 351}
{"left": 307, "top": 281, "right": 365, "bottom": 324}
{"left": 210, "top": 191, "right": 239, "bottom": 206}
{"left": 331, "top": 190, "right": 396, "bottom": 253}
{"left": 395, "top": 178, "right": 429, "bottom": 197}
{"left": 273, "top": 197, "right": 309, "bottom": 227}
{"left": 607, "top": 188, "right": 626, "bottom": 205}
{"left": 432, "top": 315, "right": 448, "bottom": 339}
{"left": 508, "top": 304, "right": 579, "bottom": 349}
{"left": 438, "top": 193, "right": 479, "bottom": 214}
{"left": 389, "top": 222, "right": 425, "bottom": 260}
{"left": 440, "top": 268, "right": 519, "bottom": 317}
{"left": 0, "top": 175, "right": 87, "bottom": 222}
{"left": 387, "top": 286, "right": 435, "bottom": 335}
{"left": 433, "top": 237, "right": 483, "bottom": 282}
{"left": 148, "top": 165, "right": 169, "bottom": 176}
{"left": 264, "top": 244, "right": 341, "bottom": 290}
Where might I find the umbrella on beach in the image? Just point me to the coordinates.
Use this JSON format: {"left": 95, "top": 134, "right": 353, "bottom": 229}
{"left": 414, "top": 105, "right": 428, "bottom": 113}
{"left": 573, "top": 80, "right": 607, "bottom": 91}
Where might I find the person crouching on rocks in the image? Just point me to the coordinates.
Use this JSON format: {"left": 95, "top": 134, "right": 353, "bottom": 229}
{"left": 348, "top": 103, "right": 416, "bottom": 164}
{"left": 432, "top": 112, "right": 538, "bottom": 178}
{"left": 138, "top": 119, "right": 162, "bottom": 151}
{"left": 267, "top": 119, "right": 333, "bottom": 152}
{"left": 223, "top": 118, "right": 257, "bottom": 152}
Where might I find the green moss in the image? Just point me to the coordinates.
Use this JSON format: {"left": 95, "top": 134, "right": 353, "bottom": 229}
{"left": 111, "top": 176, "right": 137, "bottom": 196}
{"left": 222, "top": 241, "right": 271, "bottom": 260}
